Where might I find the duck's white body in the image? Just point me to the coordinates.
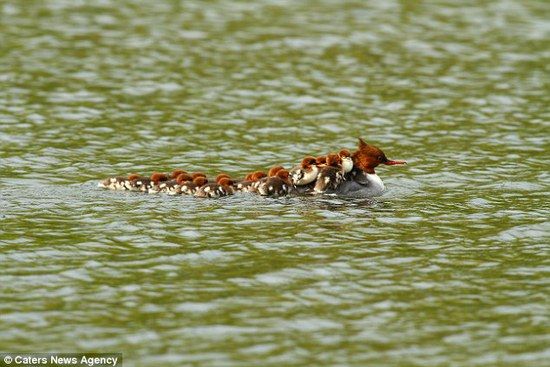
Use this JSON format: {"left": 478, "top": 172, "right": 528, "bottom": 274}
{"left": 331, "top": 171, "right": 385, "bottom": 197}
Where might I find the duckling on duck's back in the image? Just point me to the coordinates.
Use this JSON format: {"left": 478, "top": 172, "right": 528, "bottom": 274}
{"left": 314, "top": 153, "right": 345, "bottom": 194}
{"left": 290, "top": 156, "right": 319, "bottom": 186}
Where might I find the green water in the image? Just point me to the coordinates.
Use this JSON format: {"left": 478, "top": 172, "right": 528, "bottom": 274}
{"left": 1, "top": 1, "right": 549, "bottom": 366}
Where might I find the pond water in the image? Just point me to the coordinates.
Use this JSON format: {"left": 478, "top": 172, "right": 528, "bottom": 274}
{"left": 1, "top": 0, "right": 549, "bottom": 366}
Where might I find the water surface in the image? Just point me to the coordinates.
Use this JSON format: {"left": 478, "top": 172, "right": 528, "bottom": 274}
{"left": 1, "top": 0, "right": 549, "bottom": 366}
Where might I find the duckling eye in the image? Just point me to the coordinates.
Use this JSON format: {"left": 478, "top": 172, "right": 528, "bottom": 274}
{"left": 377, "top": 155, "right": 383, "bottom": 161}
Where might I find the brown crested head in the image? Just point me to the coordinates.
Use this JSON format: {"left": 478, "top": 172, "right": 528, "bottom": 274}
{"left": 276, "top": 169, "right": 290, "bottom": 181}
{"left": 244, "top": 173, "right": 253, "bottom": 181}
{"left": 176, "top": 173, "right": 193, "bottom": 184}
{"left": 191, "top": 172, "right": 207, "bottom": 179}
{"left": 251, "top": 171, "right": 267, "bottom": 181}
{"left": 339, "top": 149, "right": 351, "bottom": 158}
{"left": 268, "top": 165, "right": 285, "bottom": 177}
{"left": 171, "top": 169, "right": 187, "bottom": 179}
{"left": 301, "top": 156, "right": 317, "bottom": 168}
{"left": 216, "top": 173, "right": 231, "bottom": 183}
{"left": 128, "top": 173, "right": 141, "bottom": 181}
{"left": 352, "top": 138, "right": 406, "bottom": 174}
{"left": 218, "top": 177, "right": 234, "bottom": 186}
{"left": 151, "top": 172, "right": 168, "bottom": 183}
{"left": 326, "top": 153, "right": 341, "bottom": 167}
{"left": 316, "top": 156, "right": 326, "bottom": 165}
{"left": 193, "top": 176, "right": 208, "bottom": 186}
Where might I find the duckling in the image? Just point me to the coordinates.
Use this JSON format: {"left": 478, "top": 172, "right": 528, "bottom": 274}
{"left": 159, "top": 174, "right": 187, "bottom": 195}
{"left": 254, "top": 165, "right": 286, "bottom": 191}
{"left": 289, "top": 156, "right": 319, "bottom": 186}
{"left": 339, "top": 149, "right": 354, "bottom": 174}
{"left": 98, "top": 175, "right": 131, "bottom": 190}
{"left": 158, "top": 170, "right": 187, "bottom": 194}
{"left": 313, "top": 154, "right": 345, "bottom": 194}
{"left": 123, "top": 173, "right": 148, "bottom": 191}
{"left": 180, "top": 176, "right": 208, "bottom": 195}
{"left": 236, "top": 171, "right": 267, "bottom": 193}
{"left": 147, "top": 172, "right": 169, "bottom": 194}
{"left": 163, "top": 173, "right": 193, "bottom": 195}
{"left": 233, "top": 173, "right": 251, "bottom": 192}
{"left": 257, "top": 169, "right": 294, "bottom": 197}
{"left": 195, "top": 177, "right": 235, "bottom": 198}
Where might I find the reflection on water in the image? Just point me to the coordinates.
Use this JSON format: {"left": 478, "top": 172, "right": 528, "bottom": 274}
{"left": 1, "top": 0, "right": 549, "bottom": 366}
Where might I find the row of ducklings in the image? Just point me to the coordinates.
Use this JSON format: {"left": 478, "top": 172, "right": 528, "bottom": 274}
{"left": 99, "top": 149, "right": 353, "bottom": 198}
{"left": 99, "top": 168, "right": 290, "bottom": 198}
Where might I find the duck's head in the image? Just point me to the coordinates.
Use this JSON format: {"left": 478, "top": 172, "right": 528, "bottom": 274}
{"left": 193, "top": 176, "right": 208, "bottom": 186}
{"left": 276, "top": 169, "right": 291, "bottom": 184}
{"left": 216, "top": 173, "right": 231, "bottom": 183}
{"left": 176, "top": 173, "right": 193, "bottom": 184}
{"left": 251, "top": 171, "right": 267, "bottom": 181}
{"left": 301, "top": 156, "right": 317, "bottom": 169}
{"left": 352, "top": 138, "right": 406, "bottom": 174}
{"left": 151, "top": 172, "right": 168, "bottom": 183}
{"left": 268, "top": 165, "right": 285, "bottom": 177}
{"left": 325, "top": 153, "right": 341, "bottom": 168}
{"left": 218, "top": 177, "right": 234, "bottom": 187}
{"left": 171, "top": 169, "right": 187, "bottom": 179}
{"left": 191, "top": 172, "right": 207, "bottom": 179}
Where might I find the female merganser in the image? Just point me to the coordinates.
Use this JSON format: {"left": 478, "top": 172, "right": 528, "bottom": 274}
{"left": 257, "top": 169, "right": 294, "bottom": 197}
{"left": 289, "top": 156, "right": 319, "bottom": 186}
{"left": 314, "top": 153, "right": 345, "bottom": 194}
{"left": 195, "top": 177, "right": 235, "bottom": 198}
{"left": 335, "top": 138, "right": 406, "bottom": 197}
